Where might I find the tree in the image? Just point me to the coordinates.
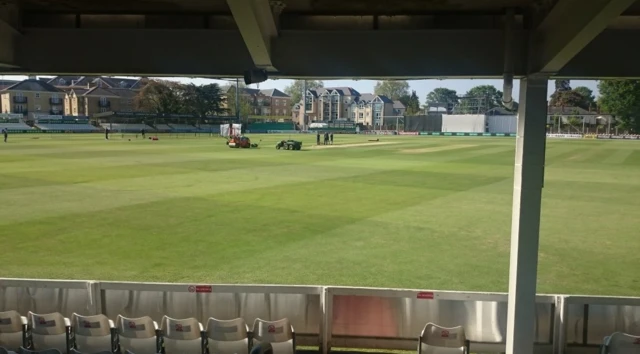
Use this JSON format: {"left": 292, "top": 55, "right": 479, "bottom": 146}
{"left": 549, "top": 89, "right": 588, "bottom": 108}
{"left": 573, "top": 86, "right": 597, "bottom": 111}
{"left": 135, "top": 79, "right": 185, "bottom": 114}
{"left": 284, "top": 80, "right": 324, "bottom": 106}
{"left": 182, "top": 83, "right": 227, "bottom": 117}
{"left": 459, "top": 85, "right": 505, "bottom": 113}
{"left": 426, "top": 88, "right": 459, "bottom": 114}
{"left": 555, "top": 80, "right": 572, "bottom": 92}
{"left": 398, "top": 90, "right": 421, "bottom": 115}
{"left": 598, "top": 80, "right": 640, "bottom": 132}
{"left": 374, "top": 80, "right": 410, "bottom": 100}
{"left": 225, "top": 89, "right": 256, "bottom": 117}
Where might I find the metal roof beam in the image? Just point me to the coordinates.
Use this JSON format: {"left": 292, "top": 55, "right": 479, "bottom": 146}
{"left": 226, "top": 0, "right": 278, "bottom": 71}
{"left": 532, "top": 0, "right": 636, "bottom": 74}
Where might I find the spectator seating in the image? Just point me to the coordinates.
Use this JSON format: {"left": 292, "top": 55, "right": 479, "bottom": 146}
{"left": 167, "top": 124, "right": 199, "bottom": 132}
{"left": 115, "top": 315, "right": 159, "bottom": 354}
{"left": 1, "top": 310, "right": 307, "bottom": 354}
{"left": 418, "top": 323, "right": 469, "bottom": 354}
{"left": 206, "top": 317, "right": 249, "bottom": 354}
{"left": 0, "top": 122, "right": 32, "bottom": 131}
{"left": 252, "top": 318, "right": 295, "bottom": 354}
{"left": 159, "top": 316, "right": 202, "bottom": 354}
{"left": 0, "top": 311, "right": 27, "bottom": 352}
{"left": 27, "top": 312, "right": 69, "bottom": 354}
{"left": 99, "top": 124, "right": 155, "bottom": 133}
{"left": 71, "top": 314, "right": 116, "bottom": 354}
{"left": 152, "top": 124, "right": 172, "bottom": 132}
{"left": 197, "top": 125, "right": 220, "bottom": 132}
{"left": 600, "top": 332, "right": 640, "bottom": 354}
{"left": 35, "top": 124, "right": 99, "bottom": 132}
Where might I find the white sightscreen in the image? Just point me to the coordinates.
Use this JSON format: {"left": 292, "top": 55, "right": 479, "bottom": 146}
{"left": 441, "top": 115, "right": 486, "bottom": 133}
{"left": 219, "top": 124, "right": 242, "bottom": 137}
{"left": 487, "top": 115, "right": 517, "bottom": 133}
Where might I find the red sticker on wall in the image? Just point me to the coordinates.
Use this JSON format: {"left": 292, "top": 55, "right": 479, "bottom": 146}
{"left": 417, "top": 292, "right": 434, "bottom": 299}
{"left": 441, "top": 330, "right": 449, "bottom": 337}
{"left": 195, "top": 285, "right": 212, "bottom": 293}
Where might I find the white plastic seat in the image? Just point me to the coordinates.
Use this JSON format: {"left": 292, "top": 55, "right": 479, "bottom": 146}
{"left": 601, "top": 332, "right": 640, "bottom": 354}
{"left": 418, "top": 323, "right": 469, "bottom": 354}
{"left": 0, "top": 311, "right": 27, "bottom": 352}
{"left": 115, "top": 316, "right": 159, "bottom": 354}
{"left": 71, "top": 314, "right": 115, "bottom": 354}
{"left": 251, "top": 319, "right": 295, "bottom": 354}
{"left": 205, "top": 318, "right": 250, "bottom": 354}
{"left": 27, "top": 312, "right": 70, "bottom": 353}
{"left": 159, "top": 316, "right": 203, "bottom": 354}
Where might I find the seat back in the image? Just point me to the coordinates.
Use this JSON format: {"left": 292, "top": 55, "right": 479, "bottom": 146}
{"left": 160, "top": 316, "right": 202, "bottom": 354}
{"left": 605, "top": 332, "right": 640, "bottom": 354}
{"left": 116, "top": 315, "right": 158, "bottom": 354}
{"left": 72, "top": 314, "right": 113, "bottom": 353}
{"left": 0, "top": 310, "right": 25, "bottom": 351}
{"left": 28, "top": 312, "right": 68, "bottom": 353}
{"left": 419, "top": 323, "right": 467, "bottom": 354}
{"left": 205, "top": 318, "right": 249, "bottom": 354}
{"left": 18, "top": 348, "right": 63, "bottom": 354}
{"left": 252, "top": 319, "right": 295, "bottom": 354}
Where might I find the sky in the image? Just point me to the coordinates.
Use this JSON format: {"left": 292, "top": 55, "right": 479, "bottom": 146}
{"left": 1, "top": 75, "right": 599, "bottom": 101}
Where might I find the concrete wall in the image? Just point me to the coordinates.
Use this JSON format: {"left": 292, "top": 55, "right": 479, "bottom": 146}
{"left": 442, "top": 114, "right": 486, "bottom": 133}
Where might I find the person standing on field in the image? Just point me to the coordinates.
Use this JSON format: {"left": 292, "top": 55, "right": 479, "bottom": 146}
{"left": 2, "top": 128, "right": 7, "bottom": 143}
{"left": 316, "top": 131, "right": 320, "bottom": 145}
{"left": 330, "top": 132, "right": 334, "bottom": 145}
{"left": 105, "top": 127, "right": 110, "bottom": 140}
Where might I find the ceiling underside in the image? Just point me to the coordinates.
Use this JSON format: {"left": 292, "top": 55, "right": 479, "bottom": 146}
{"left": 2, "top": 0, "right": 640, "bottom": 78}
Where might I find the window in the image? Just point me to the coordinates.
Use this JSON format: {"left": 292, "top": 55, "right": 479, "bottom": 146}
{"left": 35, "top": 93, "right": 40, "bottom": 98}
{"left": 73, "top": 108, "right": 77, "bottom": 113}
{"left": 359, "top": 113, "right": 363, "bottom": 119}
{"left": 100, "top": 97, "right": 107, "bottom": 104}
{"left": 58, "top": 78, "right": 66, "bottom": 85}
{"left": 351, "top": 112, "right": 356, "bottom": 119}
{"left": 100, "top": 107, "right": 107, "bottom": 113}
{"left": 16, "top": 105, "right": 24, "bottom": 113}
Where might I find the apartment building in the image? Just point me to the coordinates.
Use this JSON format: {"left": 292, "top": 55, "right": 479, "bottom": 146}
{"left": 0, "top": 79, "right": 65, "bottom": 116}
{"left": 222, "top": 86, "right": 291, "bottom": 118}
{"left": 298, "top": 87, "right": 399, "bottom": 127}
{"left": 66, "top": 87, "right": 138, "bottom": 116}
{"left": 49, "top": 76, "right": 144, "bottom": 116}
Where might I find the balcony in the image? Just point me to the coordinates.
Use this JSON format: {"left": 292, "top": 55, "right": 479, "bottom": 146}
{"left": 50, "top": 98, "right": 63, "bottom": 105}
{"left": 13, "top": 96, "right": 27, "bottom": 103}
{"left": 98, "top": 100, "right": 111, "bottom": 108}
{"left": 13, "top": 110, "right": 27, "bottom": 116}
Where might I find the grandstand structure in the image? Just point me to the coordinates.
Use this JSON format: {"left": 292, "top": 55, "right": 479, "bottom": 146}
{"left": 0, "top": 114, "right": 32, "bottom": 132}
{"left": 1, "top": 278, "right": 639, "bottom": 354}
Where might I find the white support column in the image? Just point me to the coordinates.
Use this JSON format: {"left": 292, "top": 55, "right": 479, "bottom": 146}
{"left": 506, "top": 76, "right": 549, "bottom": 354}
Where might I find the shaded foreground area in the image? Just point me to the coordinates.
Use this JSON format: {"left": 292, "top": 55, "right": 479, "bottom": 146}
{"left": 1, "top": 134, "right": 638, "bottom": 295}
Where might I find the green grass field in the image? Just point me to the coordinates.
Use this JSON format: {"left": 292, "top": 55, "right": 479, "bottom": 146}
{"left": 1, "top": 133, "right": 639, "bottom": 296}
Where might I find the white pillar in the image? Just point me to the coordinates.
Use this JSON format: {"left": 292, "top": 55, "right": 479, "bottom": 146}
{"left": 506, "top": 76, "right": 549, "bottom": 354}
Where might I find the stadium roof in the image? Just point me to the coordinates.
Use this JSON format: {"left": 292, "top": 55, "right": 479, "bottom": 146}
{"left": 2, "top": 0, "right": 639, "bottom": 78}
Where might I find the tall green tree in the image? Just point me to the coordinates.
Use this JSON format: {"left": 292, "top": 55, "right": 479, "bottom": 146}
{"left": 225, "top": 89, "right": 256, "bottom": 117}
{"left": 573, "top": 86, "right": 597, "bottom": 111}
{"left": 426, "top": 88, "right": 459, "bottom": 114}
{"left": 398, "top": 90, "right": 421, "bottom": 115}
{"left": 598, "top": 80, "right": 640, "bottom": 132}
{"left": 183, "top": 83, "right": 227, "bottom": 117}
{"left": 374, "top": 80, "right": 410, "bottom": 100}
{"left": 554, "top": 79, "right": 572, "bottom": 92}
{"left": 549, "top": 89, "right": 588, "bottom": 108}
{"left": 135, "top": 79, "right": 185, "bottom": 114}
{"left": 284, "top": 80, "right": 324, "bottom": 106}
{"left": 459, "top": 85, "right": 504, "bottom": 113}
